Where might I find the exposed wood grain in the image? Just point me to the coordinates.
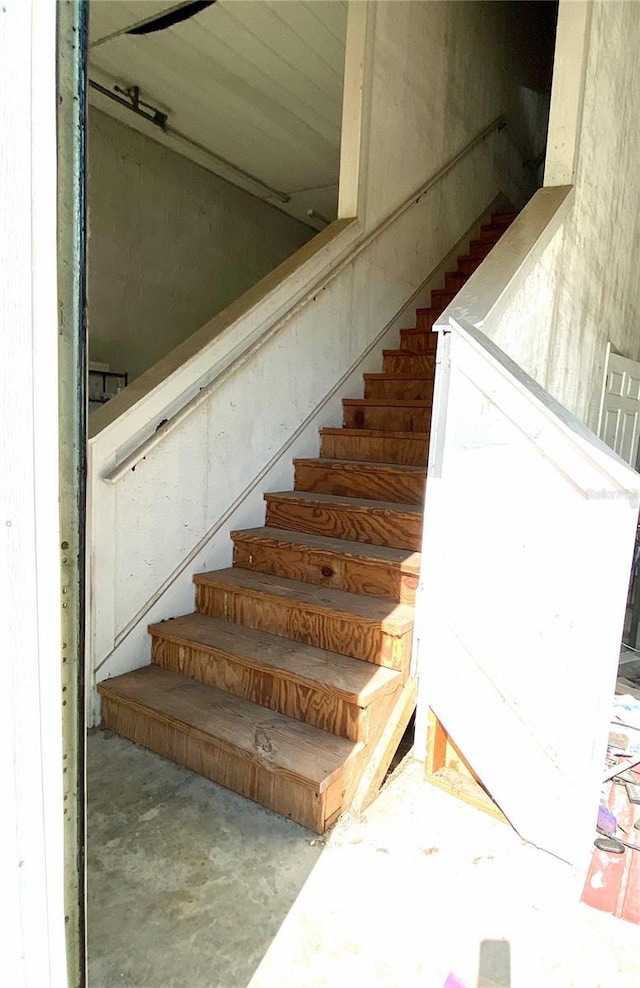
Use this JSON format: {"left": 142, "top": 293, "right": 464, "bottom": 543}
{"left": 415, "top": 309, "right": 442, "bottom": 332}
{"left": 150, "top": 613, "right": 399, "bottom": 704}
{"left": 231, "top": 525, "right": 420, "bottom": 603}
{"left": 153, "top": 640, "right": 401, "bottom": 744}
{"left": 457, "top": 254, "right": 483, "bottom": 276}
{"left": 382, "top": 350, "right": 436, "bottom": 375}
{"left": 424, "top": 708, "right": 506, "bottom": 823}
{"left": 400, "top": 329, "right": 439, "bottom": 354}
{"left": 320, "top": 428, "right": 429, "bottom": 466}
{"left": 194, "top": 568, "right": 414, "bottom": 669}
{"left": 363, "top": 374, "right": 434, "bottom": 401}
{"left": 342, "top": 398, "right": 431, "bottom": 433}
{"left": 350, "top": 677, "right": 418, "bottom": 813}
{"left": 430, "top": 289, "right": 454, "bottom": 310}
{"left": 294, "top": 458, "right": 426, "bottom": 504}
{"left": 99, "top": 666, "right": 359, "bottom": 782}
{"left": 152, "top": 636, "right": 362, "bottom": 741}
{"left": 99, "top": 667, "right": 364, "bottom": 832}
{"left": 264, "top": 490, "right": 423, "bottom": 550}
{"left": 400, "top": 329, "right": 438, "bottom": 353}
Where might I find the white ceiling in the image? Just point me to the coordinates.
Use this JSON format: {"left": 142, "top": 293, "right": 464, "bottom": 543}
{"left": 88, "top": 1, "right": 347, "bottom": 228}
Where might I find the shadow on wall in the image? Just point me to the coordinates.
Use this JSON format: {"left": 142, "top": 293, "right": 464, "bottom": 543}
{"left": 87, "top": 109, "right": 314, "bottom": 388}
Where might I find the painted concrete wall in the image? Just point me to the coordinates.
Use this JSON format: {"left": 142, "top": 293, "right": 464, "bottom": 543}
{"left": 363, "top": 0, "right": 554, "bottom": 230}
{"left": 543, "top": 1, "right": 640, "bottom": 428}
{"left": 88, "top": 108, "right": 312, "bottom": 382}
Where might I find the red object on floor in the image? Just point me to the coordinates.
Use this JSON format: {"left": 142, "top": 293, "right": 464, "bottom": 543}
{"left": 582, "top": 776, "right": 640, "bottom": 922}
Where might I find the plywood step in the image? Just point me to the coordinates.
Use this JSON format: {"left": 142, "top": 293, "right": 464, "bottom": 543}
{"left": 231, "top": 526, "right": 420, "bottom": 603}
{"left": 149, "top": 612, "right": 401, "bottom": 742}
{"left": 294, "top": 457, "right": 426, "bottom": 504}
{"left": 478, "top": 227, "right": 503, "bottom": 245}
{"left": 264, "top": 490, "right": 423, "bottom": 550}
{"left": 382, "top": 349, "right": 435, "bottom": 376}
{"left": 444, "top": 271, "right": 467, "bottom": 293}
{"left": 400, "top": 329, "right": 439, "bottom": 354}
{"left": 320, "top": 428, "right": 429, "bottom": 466}
{"left": 194, "top": 567, "right": 415, "bottom": 669}
{"left": 415, "top": 308, "right": 441, "bottom": 333}
{"left": 98, "top": 665, "right": 362, "bottom": 833}
{"left": 457, "top": 254, "right": 483, "bottom": 276}
{"left": 491, "top": 211, "right": 518, "bottom": 228}
{"left": 363, "top": 374, "right": 433, "bottom": 401}
{"left": 469, "top": 238, "right": 497, "bottom": 257}
{"left": 430, "top": 289, "right": 454, "bottom": 311}
{"left": 342, "top": 398, "right": 431, "bottom": 433}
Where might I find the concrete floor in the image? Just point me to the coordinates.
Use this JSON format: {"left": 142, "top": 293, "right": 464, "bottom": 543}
{"left": 89, "top": 730, "right": 640, "bottom": 988}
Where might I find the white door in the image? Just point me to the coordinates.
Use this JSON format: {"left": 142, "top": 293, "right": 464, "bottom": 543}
{"left": 415, "top": 322, "right": 640, "bottom": 866}
{"left": 597, "top": 342, "right": 640, "bottom": 467}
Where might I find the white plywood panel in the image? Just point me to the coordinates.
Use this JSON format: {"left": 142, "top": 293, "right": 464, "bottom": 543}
{"left": 416, "top": 320, "right": 640, "bottom": 866}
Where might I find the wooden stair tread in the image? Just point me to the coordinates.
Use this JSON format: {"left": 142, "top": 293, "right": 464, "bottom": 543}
{"left": 193, "top": 567, "right": 415, "bottom": 635}
{"left": 232, "top": 526, "right": 421, "bottom": 571}
{"left": 383, "top": 348, "right": 435, "bottom": 357}
{"left": 149, "top": 612, "right": 400, "bottom": 704}
{"left": 320, "top": 427, "right": 429, "bottom": 440}
{"left": 293, "top": 457, "right": 426, "bottom": 476}
{"left": 362, "top": 374, "right": 432, "bottom": 382}
{"left": 343, "top": 398, "right": 430, "bottom": 408}
{"left": 264, "top": 489, "right": 423, "bottom": 515}
{"left": 99, "top": 665, "right": 360, "bottom": 791}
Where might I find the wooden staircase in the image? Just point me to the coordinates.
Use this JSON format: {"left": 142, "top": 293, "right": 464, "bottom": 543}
{"left": 98, "top": 210, "right": 518, "bottom": 832}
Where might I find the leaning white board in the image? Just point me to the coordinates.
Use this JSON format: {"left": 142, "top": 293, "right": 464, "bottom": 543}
{"left": 415, "top": 319, "right": 640, "bottom": 867}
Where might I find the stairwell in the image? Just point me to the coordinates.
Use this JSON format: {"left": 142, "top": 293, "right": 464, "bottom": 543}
{"left": 98, "top": 210, "right": 518, "bottom": 833}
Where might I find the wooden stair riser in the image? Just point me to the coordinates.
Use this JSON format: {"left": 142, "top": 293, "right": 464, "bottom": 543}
{"left": 444, "top": 271, "right": 467, "bottom": 293}
{"left": 232, "top": 534, "right": 420, "bottom": 605}
{"left": 151, "top": 635, "right": 376, "bottom": 742}
{"left": 469, "top": 238, "right": 496, "bottom": 257}
{"left": 457, "top": 255, "right": 483, "bottom": 276}
{"left": 264, "top": 493, "right": 423, "bottom": 551}
{"left": 99, "top": 691, "right": 344, "bottom": 833}
{"left": 342, "top": 400, "right": 431, "bottom": 433}
{"left": 294, "top": 459, "right": 425, "bottom": 504}
{"left": 195, "top": 582, "right": 413, "bottom": 671}
{"left": 382, "top": 350, "right": 436, "bottom": 376}
{"left": 363, "top": 375, "right": 434, "bottom": 402}
{"left": 490, "top": 212, "right": 518, "bottom": 228}
{"left": 430, "top": 289, "right": 454, "bottom": 311}
{"left": 400, "top": 330, "right": 439, "bottom": 354}
{"left": 478, "top": 228, "right": 503, "bottom": 246}
{"left": 320, "top": 429, "right": 428, "bottom": 466}
{"left": 415, "top": 309, "right": 440, "bottom": 332}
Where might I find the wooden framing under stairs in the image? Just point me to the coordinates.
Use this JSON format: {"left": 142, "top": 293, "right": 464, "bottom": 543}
{"left": 98, "top": 210, "right": 519, "bottom": 832}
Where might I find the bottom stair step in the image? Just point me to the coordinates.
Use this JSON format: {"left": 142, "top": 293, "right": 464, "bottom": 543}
{"left": 99, "top": 665, "right": 363, "bottom": 833}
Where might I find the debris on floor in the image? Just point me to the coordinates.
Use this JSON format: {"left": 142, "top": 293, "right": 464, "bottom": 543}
{"left": 582, "top": 691, "right": 640, "bottom": 921}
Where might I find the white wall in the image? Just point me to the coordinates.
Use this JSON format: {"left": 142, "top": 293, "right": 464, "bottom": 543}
{"left": 543, "top": 1, "right": 640, "bottom": 428}
{"left": 88, "top": 108, "right": 313, "bottom": 381}
{"left": 2, "top": 0, "right": 67, "bottom": 983}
